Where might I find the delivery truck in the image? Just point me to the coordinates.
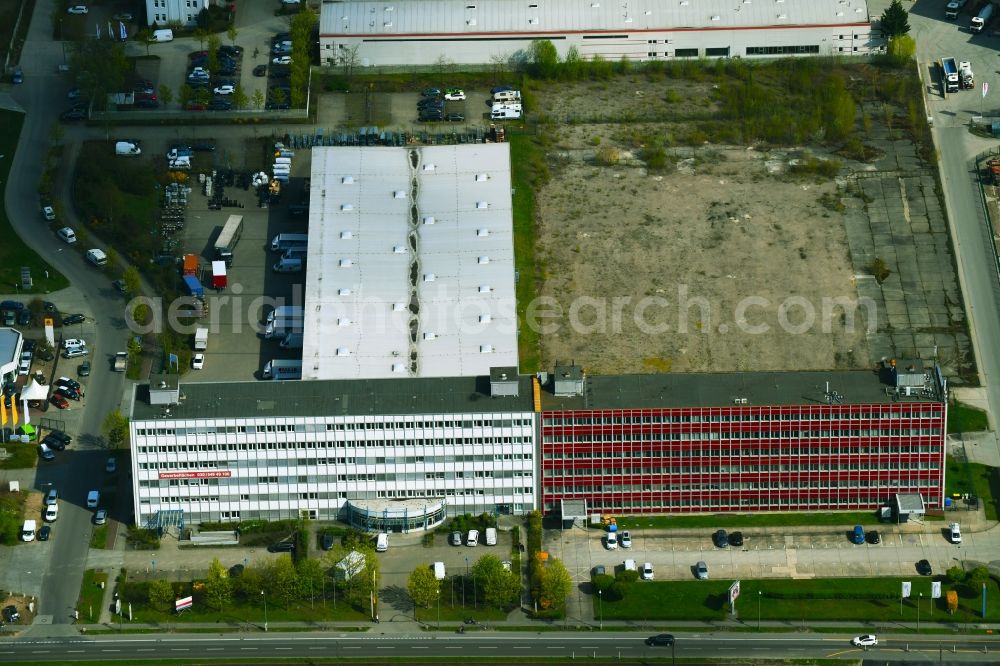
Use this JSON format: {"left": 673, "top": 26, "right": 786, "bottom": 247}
{"left": 194, "top": 327, "right": 209, "bottom": 351}
{"left": 262, "top": 359, "right": 302, "bottom": 380}
{"left": 280, "top": 332, "right": 304, "bottom": 349}
{"left": 113, "top": 351, "right": 128, "bottom": 372}
{"left": 183, "top": 275, "right": 205, "bottom": 298}
{"left": 945, "top": 0, "right": 967, "bottom": 20}
{"left": 972, "top": 2, "right": 994, "bottom": 31}
{"left": 211, "top": 260, "right": 227, "bottom": 289}
{"left": 941, "top": 57, "right": 959, "bottom": 94}
{"left": 214, "top": 214, "right": 244, "bottom": 267}
{"left": 265, "top": 318, "right": 303, "bottom": 339}
{"left": 266, "top": 305, "right": 304, "bottom": 324}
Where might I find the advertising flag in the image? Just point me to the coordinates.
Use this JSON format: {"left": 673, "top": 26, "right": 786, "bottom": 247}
{"left": 729, "top": 580, "right": 741, "bottom": 605}
{"left": 932, "top": 581, "right": 942, "bottom": 599}
{"left": 119, "top": 22, "right": 127, "bottom": 41}
{"left": 901, "top": 581, "right": 912, "bottom": 598}
{"left": 984, "top": 82, "right": 990, "bottom": 99}
{"left": 175, "top": 596, "right": 193, "bottom": 612}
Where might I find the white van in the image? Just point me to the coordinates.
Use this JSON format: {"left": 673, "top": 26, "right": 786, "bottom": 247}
{"left": 86, "top": 248, "right": 108, "bottom": 267}
{"left": 493, "top": 90, "right": 521, "bottom": 103}
{"left": 376, "top": 532, "right": 389, "bottom": 552}
{"left": 273, "top": 257, "right": 303, "bottom": 273}
{"left": 168, "top": 156, "right": 191, "bottom": 170}
{"left": 433, "top": 561, "right": 446, "bottom": 580}
{"left": 466, "top": 529, "right": 479, "bottom": 546}
{"left": 21, "top": 519, "right": 36, "bottom": 542}
{"left": 87, "top": 490, "right": 100, "bottom": 508}
{"left": 152, "top": 29, "right": 174, "bottom": 42}
{"left": 271, "top": 233, "right": 309, "bottom": 252}
{"left": 623, "top": 559, "right": 637, "bottom": 572}
{"left": 115, "top": 141, "right": 141, "bottom": 156}
{"left": 485, "top": 527, "right": 497, "bottom": 546}
{"left": 491, "top": 106, "right": 522, "bottom": 121}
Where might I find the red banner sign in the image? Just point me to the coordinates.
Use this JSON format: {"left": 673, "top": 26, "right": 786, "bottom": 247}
{"left": 158, "top": 470, "right": 232, "bottom": 480}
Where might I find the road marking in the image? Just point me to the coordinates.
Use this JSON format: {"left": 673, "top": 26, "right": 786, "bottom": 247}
{"left": 207, "top": 647, "right": 224, "bottom": 651}
{"left": 239, "top": 647, "right": 258, "bottom": 650}
{"left": 275, "top": 647, "right": 292, "bottom": 650}
{"left": 100, "top": 649, "right": 121, "bottom": 652}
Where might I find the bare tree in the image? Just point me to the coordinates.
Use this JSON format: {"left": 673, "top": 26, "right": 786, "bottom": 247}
{"left": 340, "top": 45, "right": 361, "bottom": 83}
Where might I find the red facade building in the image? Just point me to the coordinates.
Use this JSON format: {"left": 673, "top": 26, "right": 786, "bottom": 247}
{"left": 540, "top": 364, "right": 946, "bottom": 515}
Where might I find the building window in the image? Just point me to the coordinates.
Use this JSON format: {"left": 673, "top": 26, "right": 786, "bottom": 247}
{"left": 746, "top": 45, "right": 820, "bottom": 56}
{"left": 674, "top": 48, "right": 699, "bottom": 58}
{"left": 705, "top": 47, "right": 730, "bottom": 57}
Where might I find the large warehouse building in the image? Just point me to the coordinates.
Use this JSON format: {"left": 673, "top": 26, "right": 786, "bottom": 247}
{"left": 130, "top": 361, "right": 946, "bottom": 528}
{"left": 300, "top": 145, "right": 518, "bottom": 381}
{"left": 319, "top": 0, "right": 879, "bottom": 67}
{"left": 540, "top": 362, "right": 947, "bottom": 516}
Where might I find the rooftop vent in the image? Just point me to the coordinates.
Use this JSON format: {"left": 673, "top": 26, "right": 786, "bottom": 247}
{"left": 480, "top": 344, "right": 494, "bottom": 353}
{"left": 341, "top": 203, "right": 353, "bottom": 211}
{"left": 479, "top": 285, "right": 492, "bottom": 293}
{"left": 339, "top": 259, "right": 353, "bottom": 267}
{"left": 392, "top": 363, "right": 405, "bottom": 372}
{"left": 336, "top": 347, "right": 350, "bottom": 356}
{"left": 424, "top": 273, "right": 436, "bottom": 282}
{"left": 478, "top": 256, "right": 490, "bottom": 264}
{"left": 383, "top": 22, "right": 392, "bottom": 28}
{"left": 342, "top": 176, "right": 354, "bottom": 184}
{"left": 423, "top": 332, "right": 437, "bottom": 340}
{"left": 467, "top": 18, "right": 477, "bottom": 25}
{"left": 423, "top": 216, "right": 435, "bottom": 225}
{"left": 394, "top": 190, "right": 405, "bottom": 198}
{"left": 423, "top": 164, "right": 435, "bottom": 171}
{"left": 480, "top": 314, "right": 492, "bottom": 323}
{"left": 340, "top": 230, "right": 353, "bottom": 239}
{"left": 393, "top": 245, "right": 406, "bottom": 253}
{"left": 338, "top": 318, "right": 352, "bottom": 326}
{"left": 477, "top": 228, "right": 489, "bottom": 237}
{"left": 711, "top": 14, "right": 720, "bottom": 21}
{"left": 476, "top": 201, "right": 488, "bottom": 209}
{"left": 392, "top": 303, "right": 405, "bottom": 311}
{"left": 475, "top": 173, "right": 488, "bottom": 182}
{"left": 338, "top": 288, "right": 352, "bottom": 295}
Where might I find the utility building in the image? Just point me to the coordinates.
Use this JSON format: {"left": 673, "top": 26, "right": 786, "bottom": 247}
{"left": 319, "top": 0, "right": 879, "bottom": 67}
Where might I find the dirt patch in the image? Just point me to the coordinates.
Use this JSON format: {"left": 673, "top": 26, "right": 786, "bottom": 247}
{"left": 535, "top": 142, "right": 868, "bottom": 374}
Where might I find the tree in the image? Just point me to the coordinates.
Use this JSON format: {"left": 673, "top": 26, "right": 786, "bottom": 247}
{"left": 530, "top": 40, "right": 559, "bottom": 79}
{"left": 158, "top": 84, "right": 173, "bottom": 107}
{"left": 193, "top": 27, "right": 209, "bottom": 49}
{"left": 233, "top": 84, "right": 248, "bottom": 110}
{"left": 204, "top": 558, "right": 233, "bottom": 609}
{"left": 49, "top": 122, "right": 65, "bottom": 147}
{"left": 265, "top": 555, "right": 300, "bottom": 607}
{"left": 489, "top": 51, "right": 510, "bottom": 82}
{"left": 178, "top": 84, "right": 194, "bottom": 108}
{"left": 70, "top": 40, "right": 129, "bottom": 111}
{"left": 340, "top": 44, "right": 361, "bottom": 82}
{"left": 472, "top": 555, "right": 519, "bottom": 608}
{"left": 563, "top": 46, "right": 583, "bottom": 81}
{"left": 886, "top": 34, "right": 916, "bottom": 67}
{"left": 880, "top": 0, "right": 910, "bottom": 39}
{"left": 967, "top": 566, "right": 991, "bottom": 589}
{"left": 296, "top": 558, "right": 325, "bottom": 604}
{"left": 533, "top": 556, "right": 572, "bottom": 610}
{"left": 207, "top": 34, "right": 221, "bottom": 73}
{"left": 102, "top": 410, "right": 130, "bottom": 449}
{"left": 227, "top": 22, "right": 238, "bottom": 46}
{"left": 136, "top": 28, "right": 154, "bottom": 56}
{"left": 251, "top": 89, "right": 265, "bottom": 110}
{"left": 408, "top": 564, "right": 439, "bottom": 608}
{"left": 148, "top": 579, "right": 174, "bottom": 610}
{"left": 123, "top": 266, "right": 141, "bottom": 297}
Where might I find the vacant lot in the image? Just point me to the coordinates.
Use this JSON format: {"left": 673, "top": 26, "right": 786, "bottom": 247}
{"left": 524, "top": 64, "right": 962, "bottom": 376}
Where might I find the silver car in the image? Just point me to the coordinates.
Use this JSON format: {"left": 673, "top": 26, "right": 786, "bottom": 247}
{"left": 695, "top": 561, "right": 709, "bottom": 579}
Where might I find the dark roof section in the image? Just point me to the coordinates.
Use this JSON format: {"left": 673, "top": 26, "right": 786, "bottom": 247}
{"left": 541, "top": 368, "right": 944, "bottom": 411}
{"left": 131, "top": 374, "right": 536, "bottom": 421}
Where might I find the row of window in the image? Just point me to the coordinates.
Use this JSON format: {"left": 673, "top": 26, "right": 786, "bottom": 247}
{"left": 544, "top": 444, "right": 939, "bottom": 457}
{"left": 544, "top": 461, "right": 940, "bottom": 476}
{"left": 137, "top": 452, "right": 534, "bottom": 470}
{"left": 544, "top": 411, "right": 939, "bottom": 425}
{"left": 143, "top": 486, "right": 534, "bottom": 505}
{"left": 543, "top": 496, "right": 926, "bottom": 511}
{"left": 547, "top": 479, "right": 936, "bottom": 493}
{"left": 136, "top": 438, "right": 534, "bottom": 452}
{"left": 141, "top": 468, "right": 534, "bottom": 488}
{"left": 544, "top": 429, "right": 940, "bottom": 442}
{"left": 135, "top": 417, "right": 534, "bottom": 437}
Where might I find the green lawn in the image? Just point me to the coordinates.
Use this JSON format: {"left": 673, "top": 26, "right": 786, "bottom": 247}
{"left": 509, "top": 132, "right": 544, "bottom": 373}
{"left": 119, "top": 580, "right": 369, "bottom": 624}
{"left": 948, "top": 402, "right": 990, "bottom": 433}
{"left": 945, "top": 456, "right": 999, "bottom": 521}
{"left": 612, "top": 511, "right": 881, "bottom": 530}
{"left": 0, "top": 443, "right": 39, "bottom": 470}
{"left": 76, "top": 569, "right": 108, "bottom": 622}
{"left": 90, "top": 524, "right": 109, "bottom": 549}
{"left": 0, "top": 110, "right": 69, "bottom": 292}
{"left": 413, "top": 578, "right": 510, "bottom": 623}
{"left": 598, "top": 576, "right": 1000, "bottom": 623}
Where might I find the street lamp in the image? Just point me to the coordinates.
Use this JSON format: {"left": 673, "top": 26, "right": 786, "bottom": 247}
{"left": 261, "top": 590, "right": 268, "bottom": 632}
{"left": 436, "top": 588, "right": 441, "bottom": 629}
{"left": 757, "top": 590, "right": 762, "bottom": 631}
{"left": 598, "top": 589, "right": 603, "bottom": 630}
{"left": 463, "top": 556, "right": 469, "bottom": 608}
{"left": 917, "top": 592, "right": 922, "bottom": 633}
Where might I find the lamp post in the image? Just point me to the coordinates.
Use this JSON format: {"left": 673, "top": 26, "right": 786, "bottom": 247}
{"left": 261, "top": 590, "right": 268, "bottom": 632}
{"left": 598, "top": 589, "right": 603, "bottom": 629}
{"left": 436, "top": 588, "right": 441, "bottom": 629}
{"left": 917, "top": 592, "right": 922, "bottom": 633}
{"left": 463, "top": 556, "right": 469, "bottom": 608}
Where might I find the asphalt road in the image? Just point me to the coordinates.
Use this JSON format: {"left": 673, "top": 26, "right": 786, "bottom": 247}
{"left": 0, "top": 631, "right": 996, "bottom": 663}
{"left": 3, "top": 1, "right": 129, "bottom": 630}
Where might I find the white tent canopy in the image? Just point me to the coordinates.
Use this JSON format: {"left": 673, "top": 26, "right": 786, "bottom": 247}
{"left": 20, "top": 379, "right": 49, "bottom": 401}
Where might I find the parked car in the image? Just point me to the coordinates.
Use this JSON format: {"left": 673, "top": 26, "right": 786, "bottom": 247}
{"left": 66, "top": 5, "right": 89, "bottom": 15}
{"left": 54, "top": 387, "right": 81, "bottom": 402}
{"left": 67, "top": 87, "right": 81, "bottom": 99}
{"left": 916, "top": 559, "right": 932, "bottom": 576}
{"left": 3, "top": 605, "right": 20, "bottom": 623}
{"left": 491, "top": 84, "right": 515, "bottom": 94}
{"left": 444, "top": 88, "right": 466, "bottom": 101}
{"left": 62, "top": 338, "right": 85, "bottom": 349}
{"left": 592, "top": 565, "right": 606, "bottom": 577}
{"left": 268, "top": 540, "right": 295, "bottom": 553}
{"left": 422, "top": 88, "right": 441, "bottom": 97}
{"left": 948, "top": 522, "right": 962, "bottom": 544}
{"left": 12, "top": 68, "right": 23, "bottom": 84}
{"left": 113, "top": 12, "right": 133, "bottom": 21}
{"left": 272, "top": 56, "right": 292, "bottom": 65}
{"left": 213, "top": 84, "right": 236, "bottom": 95}
{"left": 57, "top": 227, "right": 77, "bottom": 244}
{"left": 192, "top": 353, "right": 205, "bottom": 369}
{"left": 605, "top": 531, "right": 618, "bottom": 550}
{"left": 60, "top": 107, "right": 87, "bottom": 121}
{"left": 218, "top": 45, "right": 243, "bottom": 57}
{"left": 105, "top": 457, "right": 117, "bottom": 473}
{"left": 620, "top": 530, "right": 632, "bottom": 548}
{"left": 62, "top": 347, "right": 87, "bottom": 359}
{"left": 695, "top": 561, "right": 709, "bottom": 579}
{"left": 449, "top": 530, "right": 463, "bottom": 546}
{"left": 56, "top": 376, "right": 82, "bottom": 390}
{"left": 50, "top": 394, "right": 69, "bottom": 409}
{"left": 43, "top": 435, "right": 66, "bottom": 451}
{"left": 641, "top": 562, "right": 654, "bottom": 580}
{"left": 38, "top": 525, "right": 51, "bottom": 541}
{"left": 851, "top": 525, "right": 865, "bottom": 545}
{"left": 94, "top": 509, "right": 108, "bottom": 525}
{"left": 253, "top": 64, "right": 267, "bottom": 77}
{"left": 865, "top": 530, "right": 881, "bottom": 544}
{"left": 728, "top": 531, "right": 744, "bottom": 547}
{"left": 851, "top": 634, "right": 878, "bottom": 647}
{"left": 445, "top": 113, "right": 465, "bottom": 122}
{"left": 62, "top": 313, "right": 85, "bottom": 325}
{"left": 713, "top": 529, "right": 728, "bottom": 548}
{"left": 78, "top": 360, "right": 91, "bottom": 376}
{"left": 321, "top": 532, "right": 334, "bottom": 550}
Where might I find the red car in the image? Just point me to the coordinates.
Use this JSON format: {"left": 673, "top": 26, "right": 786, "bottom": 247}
{"left": 50, "top": 394, "right": 69, "bottom": 410}
{"left": 188, "top": 51, "right": 208, "bottom": 59}
{"left": 185, "top": 102, "right": 206, "bottom": 112}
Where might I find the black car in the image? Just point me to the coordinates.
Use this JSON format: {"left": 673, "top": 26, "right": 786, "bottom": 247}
{"left": 865, "top": 530, "right": 881, "bottom": 545}
{"left": 192, "top": 142, "right": 216, "bottom": 152}
{"left": 645, "top": 634, "right": 674, "bottom": 647}
{"left": 321, "top": 532, "right": 335, "bottom": 550}
{"left": 228, "top": 564, "right": 245, "bottom": 577}
{"left": 0, "top": 300, "right": 24, "bottom": 311}
{"left": 38, "top": 525, "right": 51, "bottom": 541}
{"left": 419, "top": 113, "right": 444, "bottom": 122}
{"left": 60, "top": 108, "right": 87, "bottom": 121}
{"left": 78, "top": 360, "right": 91, "bottom": 377}
{"left": 36, "top": 348, "right": 54, "bottom": 362}
{"left": 218, "top": 45, "right": 243, "bottom": 57}
{"left": 208, "top": 100, "right": 233, "bottom": 111}
{"left": 46, "top": 430, "right": 72, "bottom": 445}
{"left": 266, "top": 101, "right": 291, "bottom": 110}
{"left": 491, "top": 84, "right": 515, "bottom": 94}
{"left": 727, "top": 531, "right": 744, "bottom": 547}
{"left": 54, "top": 387, "right": 80, "bottom": 402}
{"left": 3, "top": 605, "right": 19, "bottom": 623}
{"left": 17, "top": 310, "right": 31, "bottom": 326}
{"left": 62, "top": 313, "right": 85, "bottom": 325}
{"left": 135, "top": 98, "right": 159, "bottom": 109}
{"left": 592, "top": 565, "right": 606, "bottom": 577}
{"left": 422, "top": 87, "right": 441, "bottom": 97}
{"left": 56, "top": 378, "right": 81, "bottom": 391}
{"left": 253, "top": 64, "right": 267, "bottom": 77}
{"left": 268, "top": 541, "right": 295, "bottom": 553}
{"left": 42, "top": 435, "right": 66, "bottom": 451}
{"left": 713, "top": 529, "right": 728, "bottom": 548}
{"left": 269, "top": 67, "right": 290, "bottom": 79}
{"left": 217, "top": 67, "right": 237, "bottom": 77}
{"left": 916, "top": 559, "right": 932, "bottom": 576}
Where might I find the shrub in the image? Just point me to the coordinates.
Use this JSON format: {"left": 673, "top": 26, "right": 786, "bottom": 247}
{"left": 596, "top": 145, "right": 621, "bottom": 166}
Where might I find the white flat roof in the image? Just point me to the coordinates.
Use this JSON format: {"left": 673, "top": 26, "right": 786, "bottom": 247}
{"left": 320, "top": 0, "right": 870, "bottom": 37}
{"left": 302, "top": 145, "right": 518, "bottom": 380}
